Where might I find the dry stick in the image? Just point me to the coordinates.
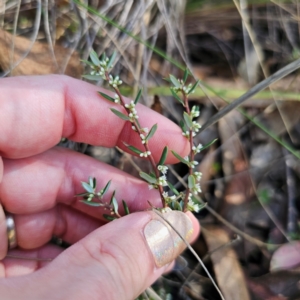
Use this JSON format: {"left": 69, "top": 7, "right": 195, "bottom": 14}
{"left": 199, "top": 57, "right": 300, "bottom": 134}
{"left": 154, "top": 209, "right": 225, "bottom": 300}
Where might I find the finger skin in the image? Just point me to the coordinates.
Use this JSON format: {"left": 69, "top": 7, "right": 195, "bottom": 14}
{"left": 0, "top": 147, "right": 163, "bottom": 216}
{"left": 0, "top": 212, "right": 200, "bottom": 300}
{"left": 0, "top": 75, "right": 189, "bottom": 161}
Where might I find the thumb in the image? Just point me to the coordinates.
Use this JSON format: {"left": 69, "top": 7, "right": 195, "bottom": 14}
{"left": 12, "top": 210, "right": 196, "bottom": 300}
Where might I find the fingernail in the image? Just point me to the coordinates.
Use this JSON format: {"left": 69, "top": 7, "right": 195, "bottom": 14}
{"left": 144, "top": 208, "right": 193, "bottom": 268}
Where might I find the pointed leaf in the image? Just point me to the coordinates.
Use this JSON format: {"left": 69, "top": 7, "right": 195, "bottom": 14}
{"left": 134, "top": 88, "right": 142, "bottom": 105}
{"left": 173, "top": 201, "right": 183, "bottom": 211}
{"left": 163, "top": 77, "right": 172, "bottom": 83}
{"left": 179, "top": 120, "right": 187, "bottom": 132}
{"left": 81, "top": 182, "right": 94, "bottom": 193}
{"left": 125, "top": 144, "right": 142, "bottom": 155}
{"left": 99, "top": 92, "right": 115, "bottom": 102}
{"left": 103, "top": 214, "right": 117, "bottom": 221}
{"left": 169, "top": 74, "right": 181, "bottom": 88}
{"left": 82, "top": 74, "right": 101, "bottom": 81}
{"left": 80, "top": 59, "right": 94, "bottom": 67}
{"left": 183, "top": 68, "right": 189, "bottom": 83}
{"left": 158, "top": 146, "right": 168, "bottom": 166}
{"left": 100, "top": 52, "right": 106, "bottom": 61}
{"left": 75, "top": 192, "right": 89, "bottom": 197}
{"left": 139, "top": 172, "right": 157, "bottom": 184}
{"left": 88, "top": 177, "right": 96, "bottom": 188}
{"left": 170, "top": 88, "right": 184, "bottom": 106}
{"left": 110, "top": 108, "right": 130, "bottom": 121}
{"left": 199, "top": 139, "right": 218, "bottom": 151}
{"left": 183, "top": 112, "right": 193, "bottom": 128}
{"left": 145, "top": 124, "right": 157, "bottom": 141}
{"left": 188, "top": 175, "right": 196, "bottom": 189}
{"left": 110, "top": 192, "right": 118, "bottom": 215}
{"left": 107, "top": 50, "right": 117, "bottom": 69}
{"left": 167, "top": 181, "right": 180, "bottom": 196}
{"left": 101, "top": 180, "right": 111, "bottom": 196}
{"left": 80, "top": 200, "right": 102, "bottom": 207}
{"left": 171, "top": 150, "right": 189, "bottom": 165}
{"left": 90, "top": 50, "right": 100, "bottom": 66}
{"left": 187, "top": 80, "right": 199, "bottom": 94}
{"left": 122, "top": 200, "right": 130, "bottom": 215}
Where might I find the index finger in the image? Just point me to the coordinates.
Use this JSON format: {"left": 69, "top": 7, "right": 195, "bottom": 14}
{"left": 0, "top": 75, "right": 189, "bottom": 161}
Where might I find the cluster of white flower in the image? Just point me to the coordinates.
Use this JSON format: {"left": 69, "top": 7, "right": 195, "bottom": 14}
{"left": 190, "top": 160, "right": 199, "bottom": 168}
{"left": 187, "top": 199, "right": 201, "bottom": 213}
{"left": 192, "top": 143, "right": 203, "bottom": 154}
{"left": 194, "top": 171, "right": 202, "bottom": 181}
{"left": 191, "top": 183, "right": 201, "bottom": 195}
{"left": 140, "top": 133, "right": 147, "bottom": 144}
{"left": 108, "top": 75, "right": 122, "bottom": 88}
{"left": 114, "top": 94, "right": 120, "bottom": 104}
{"left": 162, "top": 191, "right": 176, "bottom": 202}
{"left": 190, "top": 106, "right": 200, "bottom": 118}
{"left": 125, "top": 100, "right": 138, "bottom": 121}
{"left": 171, "top": 80, "right": 195, "bottom": 94}
{"left": 182, "top": 130, "right": 196, "bottom": 138}
{"left": 140, "top": 151, "right": 151, "bottom": 157}
{"left": 192, "top": 121, "right": 201, "bottom": 132}
{"left": 157, "top": 165, "right": 168, "bottom": 175}
{"left": 157, "top": 175, "right": 168, "bottom": 186}
{"left": 86, "top": 193, "right": 95, "bottom": 201}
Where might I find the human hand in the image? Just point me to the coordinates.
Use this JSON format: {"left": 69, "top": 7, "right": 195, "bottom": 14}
{"left": 0, "top": 75, "right": 200, "bottom": 299}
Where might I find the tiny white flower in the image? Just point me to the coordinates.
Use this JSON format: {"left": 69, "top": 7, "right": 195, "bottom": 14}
{"left": 194, "top": 171, "right": 202, "bottom": 181}
{"left": 190, "top": 160, "right": 199, "bottom": 168}
{"left": 162, "top": 191, "right": 169, "bottom": 199}
{"left": 157, "top": 165, "right": 168, "bottom": 175}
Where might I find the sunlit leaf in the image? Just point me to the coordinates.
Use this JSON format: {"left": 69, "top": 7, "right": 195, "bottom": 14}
{"left": 158, "top": 146, "right": 168, "bottom": 166}
{"left": 167, "top": 181, "right": 180, "bottom": 196}
{"left": 110, "top": 108, "right": 130, "bottom": 121}
{"left": 183, "top": 68, "right": 189, "bottom": 83}
{"left": 183, "top": 112, "right": 193, "bottom": 128}
{"left": 134, "top": 88, "right": 142, "bottom": 104}
{"left": 122, "top": 200, "right": 130, "bottom": 215}
{"left": 187, "top": 80, "right": 199, "bottom": 94}
{"left": 82, "top": 74, "right": 101, "bottom": 81}
{"left": 146, "top": 124, "right": 157, "bottom": 141}
{"left": 80, "top": 200, "right": 102, "bottom": 207}
{"left": 170, "top": 88, "right": 185, "bottom": 106}
{"left": 199, "top": 139, "right": 218, "bottom": 151}
{"left": 90, "top": 50, "right": 100, "bottom": 66}
{"left": 82, "top": 182, "right": 94, "bottom": 193}
{"left": 139, "top": 172, "right": 157, "bottom": 184}
{"left": 110, "top": 191, "right": 118, "bottom": 214}
{"left": 102, "top": 180, "right": 111, "bottom": 196}
{"left": 107, "top": 50, "right": 117, "bottom": 69}
{"left": 125, "top": 144, "right": 142, "bottom": 155}
{"left": 171, "top": 150, "right": 189, "bottom": 165}
{"left": 169, "top": 74, "right": 181, "bottom": 88}
{"left": 99, "top": 92, "right": 115, "bottom": 102}
{"left": 188, "top": 175, "right": 196, "bottom": 189}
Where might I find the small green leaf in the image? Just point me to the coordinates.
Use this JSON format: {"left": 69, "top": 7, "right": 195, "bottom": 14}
{"left": 188, "top": 175, "right": 196, "bottom": 189}
{"left": 99, "top": 92, "right": 115, "bottom": 102}
{"left": 88, "top": 177, "right": 96, "bottom": 188}
{"left": 163, "top": 77, "right": 172, "bottom": 83}
{"left": 110, "top": 191, "right": 118, "bottom": 214}
{"left": 101, "top": 180, "right": 111, "bottom": 196}
{"left": 179, "top": 120, "right": 187, "bottom": 132}
{"left": 107, "top": 50, "right": 117, "bottom": 69}
{"left": 145, "top": 124, "right": 157, "bottom": 141}
{"left": 149, "top": 171, "right": 157, "bottom": 178}
{"left": 183, "top": 112, "right": 193, "bottom": 128}
{"left": 103, "top": 214, "right": 117, "bottom": 221}
{"left": 82, "top": 182, "right": 94, "bottom": 193}
{"left": 183, "top": 68, "right": 189, "bottom": 83}
{"left": 100, "top": 52, "right": 107, "bottom": 61}
{"left": 167, "top": 181, "right": 180, "bottom": 196}
{"left": 75, "top": 192, "right": 89, "bottom": 197}
{"left": 173, "top": 201, "right": 183, "bottom": 211}
{"left": 134, "top": 88, "right": 142, "bottom": 104}
{"left": 139, "top": 172, "right": 157, "bottom": 184}
{"left": 169, "top": 74, "right": 181, "bottom": 88}
{"left": 199, "top": 139, "right": 218, "bottom": 151}
{"left": 171, "top": 150, "right": 189, "bottom": 165}
{"left": 90, "top": 50, "right": 100, "bottom": 66}
{"left": 135, "top": 119, "right": 141, "bottom": 129}
{"left": 80, "top": 59, "right": 94, "bottom": 67}
{"left": 158, "top": 146, "right": 168, "bottom": 166}
{"left": 122, "top": 200, "right": 130, "bottom": 215}
{"left": 187, "top": 80, "right": 199, "bottom": 94}
{"left": 110, "top": 108, "right": 130, "bottom": 121}
{"left": 82, "top": 74, "right": 101, "bottom": 81}
{"left": 80, "top": 200, "right": 102, "bottom": 207}
{"left": 125, "top": 144, "right": 142, "bottom": 155}
{"left": 170, "top": 88, "right": 185, "bottom": 106}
